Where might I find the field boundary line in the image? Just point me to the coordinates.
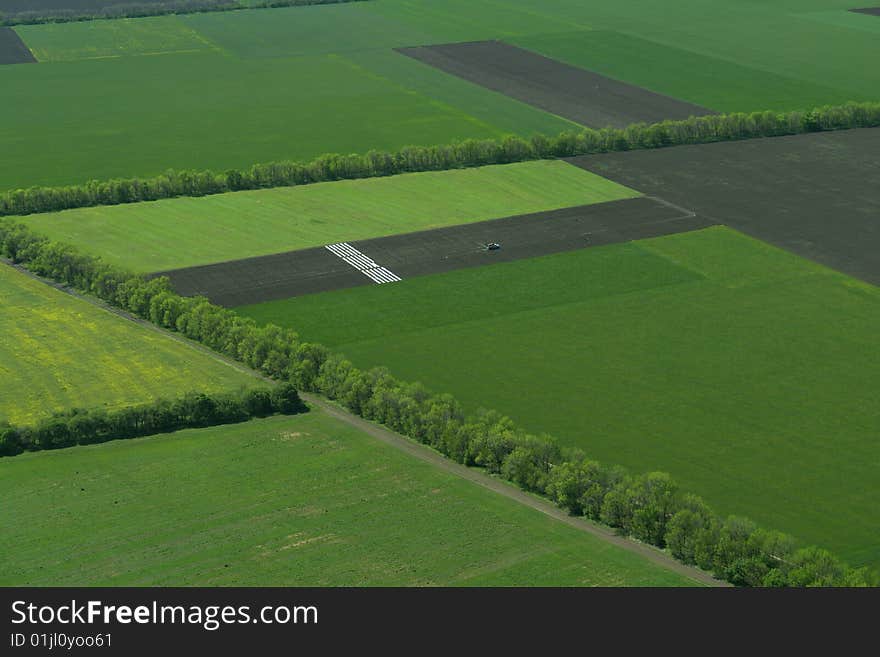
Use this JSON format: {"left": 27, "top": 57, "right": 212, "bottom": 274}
{"left": 302, "top": 392, "right": 729, "bottom": 587}
{"left": 332, "top": 52, "right": 507, "bottom": 135}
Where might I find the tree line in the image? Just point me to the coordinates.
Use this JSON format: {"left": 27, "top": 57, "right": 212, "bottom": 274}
{"left": 0, "top": 1, "right": 365, "bottom": 27}
{"left": 1, "top": 101, "right": 878, "bottom": 217}
{"left": 0, "top": 221, "right": 874, "bottom": 587}
{"left": 0, "top": 384, "right": 306, "bottom": 457}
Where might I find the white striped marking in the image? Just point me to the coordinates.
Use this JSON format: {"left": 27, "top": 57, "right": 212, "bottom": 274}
{"left": 325, "top": 243, "right": 402, "bottom": 285}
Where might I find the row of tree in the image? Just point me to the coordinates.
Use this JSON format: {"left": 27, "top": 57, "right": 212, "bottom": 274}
{"left": 0, "top": 1, "right": 363, "bottom": 26}
{"left": 0, "top": 221, "right": 874, "bottom": 587}
{"left": 2, "top": 101, "right": 878, "bottom": 217}
{"left": 0, "top": 384, "right": 306, "bottom": 456}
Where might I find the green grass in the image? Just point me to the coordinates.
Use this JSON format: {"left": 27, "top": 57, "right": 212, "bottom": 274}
{"left": 511, "top": 30, "right": 857, "bottom": 113}
{"left": 21, "top": 161, "right": 635, "bottom": 272}
{"left": 237, "top": 227, "right": 880, "bottom": 571}
{"left": 0, "top": 50, "right": 570, "bottom": 191}
{"left": 16, "top": 15, "right": 219, "bottom": 62}
{"left": 0, "top": 411, "right": 695, "bottom": 586}
{"left": 0, "top": 263, "right": 259, "bottom": 424}
{"left": 3, "top": 1, "right": 878, "bottom": 189}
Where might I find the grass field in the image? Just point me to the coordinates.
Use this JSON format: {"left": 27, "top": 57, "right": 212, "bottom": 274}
{"left": 511, "top": 30, "right": 855, "bottom": 113}
{"left": 0, "top": 50, "right": 572, "bottom": 191}
{"left": 16, "top": 16, "right": 218, "bottom": 63}
{"left": 1, "top": 1, "right": 877, "bottom": 189}
{"left": 0, "top": 411, "right": 695, "bottom": 586}
{"left": 237, "top": 227, "right": 880, "bottom": 571}
{"left": 21, "top": 161, "right": 635, "bottom": 272}
{"left": 0, "top": 263, "right": 259, "bottom": 424}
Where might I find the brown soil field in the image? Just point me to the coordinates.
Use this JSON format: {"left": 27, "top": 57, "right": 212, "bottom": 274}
{"left": 0, "top": 27, "right": 35, "bottom": 64}
{"left": 569, "top": 128, "right": 880, "bottom": 285}
{"left": 396, "top": 40, "right": 715, "bottom": 129}
{"left": 157, "top": 197, "right": 711, "bottom": 306}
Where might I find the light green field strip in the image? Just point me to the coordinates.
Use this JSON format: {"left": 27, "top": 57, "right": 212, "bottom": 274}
{"left": 179, "top": 0, "right": 588, "bottom": 59}
{"left": 0, "top": 411, "right": 693, "bottom": 586}
{"left": 0, "top": 263, "right": 259, "bottom": 425}
{"left": 22, "top": 161, "right": 638, "bottom": 272}
{"left": 16, "top": 16, "right": 220, "bottom": 62}
{"left": 237, "top": 227, "right": 880, "bottom": 571}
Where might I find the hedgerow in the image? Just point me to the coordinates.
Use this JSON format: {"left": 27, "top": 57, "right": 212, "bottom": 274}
{"left": 2, "top": 101, "right": 878, "bottom": 217}
{"left": 0, "top": 384, "right": 306, "bottom": 456}
{"left": 1, "top": 220, "right": 875, "bottom": 587}
{"left": 0, "top": 1, "right": 366, "bottom": 27}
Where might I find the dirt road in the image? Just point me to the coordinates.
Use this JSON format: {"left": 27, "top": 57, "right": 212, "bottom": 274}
{"left": 303, "top": 392, "right": 729, "bottom": 587}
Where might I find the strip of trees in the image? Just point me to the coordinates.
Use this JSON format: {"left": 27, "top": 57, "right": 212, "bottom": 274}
{"left": 2, "top": 101, "right": 878, "bottom": 217}
{"left": 0, "top": 221, "right": 874, "bottom": 587}
{"left": 0, "top": 384, "right": 306, "bottom": 457}
{"left": 0, "top": 1, "right": 365, "bottom": 27}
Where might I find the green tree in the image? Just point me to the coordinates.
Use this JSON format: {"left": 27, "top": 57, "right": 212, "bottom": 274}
{"left": 666, "top": 494, "right": 715, "bottom": 564}
{"left": 500, "top": 434, "right": 561, "bottom": 493}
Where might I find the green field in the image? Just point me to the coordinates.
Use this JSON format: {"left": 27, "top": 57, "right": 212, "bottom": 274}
{"left": 16, "top": 15, "right": 219, "bottom": 62}
{"left": 0, "top": 50, "right": 571, "bottom": 191}
{"left": 21, "top": 161, "right": 634, "bottom": 272}
{"left": 2, "top": 1, "right": 877, "bottom": 189}
{"left": 237, "top": 227, "right": 880, "bottom": 571}
{"left": 511, "top": 30, "right": 854, "bottom": 113}
{"left": 0, "top": 411, "right": 695, "bottom": 586}
{"left": 0, "top": 263, "right": 259, "bottom": 424}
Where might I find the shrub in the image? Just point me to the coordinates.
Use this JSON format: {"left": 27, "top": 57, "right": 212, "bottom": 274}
{"left": 0, "top": 386, "right": 307, "bottom": 457}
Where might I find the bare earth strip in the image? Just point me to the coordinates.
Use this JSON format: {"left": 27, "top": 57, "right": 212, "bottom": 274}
{"left": 568, "top": 128, "right": 880, "bottom": 286}
{"left": 156, "top": 197, "right": 715, "bottom": 306}
{"left": 7, "top": 260, "right": 723, "bottom": 586}
{"left": 0, "top": 27, "right": 35, "bottom": 64}
{"left": 396, "top": 40, "right": 715, "bottom": 129}
{"left": 304, "top": 393, "right": 726, "bottom": 587}
{"left": 155, "top": 247, "right": 368, "bottom": 307}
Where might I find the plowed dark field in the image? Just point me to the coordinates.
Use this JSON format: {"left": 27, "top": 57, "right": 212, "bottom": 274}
{"left": 570, "top": 128, "right": 880, "bottom": 285}
{"left": 0, "top": 27, "right": 35, "bottom": 64}
{"left": 157, "top": 197, "right": 712, "bottom": 306}
{"left": 396, "top": 40, "right": 715, "bottom": 129}
{"left": 156, "top": 247, "right": 368, "bottom": 308}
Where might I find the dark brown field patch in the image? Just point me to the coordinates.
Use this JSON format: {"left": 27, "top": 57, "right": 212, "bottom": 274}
{"left": 156, "top": 197, "right": 713, "bottom": 306}
{"left": 153, "top": 247, "right": 370, "bottom": 308}
{"left": 0, "top": 27, "right": 35, "bottom": 64}
{"left": 568, "top": 128, "right": 880, "bottom": 285}
{"left": 396, "top": 40, "right": 715, "bottom": 129}
{"left": 850, "top": 7, "right": 880, "bottom": 16}
{"left": 351, "top": 197, "right": 710, "bottom": 278}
